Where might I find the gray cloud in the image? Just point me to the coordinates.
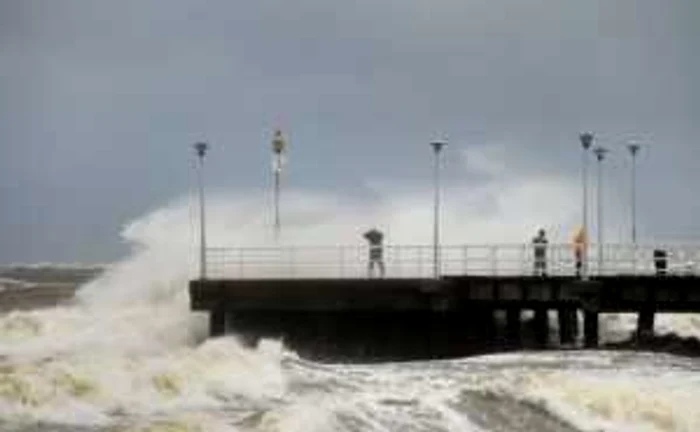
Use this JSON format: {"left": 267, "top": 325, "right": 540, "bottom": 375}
{"left": 0, "top": 0, "right": 698, "bottom": 262}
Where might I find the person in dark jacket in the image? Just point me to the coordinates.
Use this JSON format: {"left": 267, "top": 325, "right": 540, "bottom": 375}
{"left": 364, "top": 228, "right": 385, "bottom": 278}
{"left": 532, "top": 229, "right": 548, "bottom": 276}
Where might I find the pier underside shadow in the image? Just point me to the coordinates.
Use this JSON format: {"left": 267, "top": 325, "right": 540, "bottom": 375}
{"left": 191, "top": 275, "right": 700, "bottom": 361}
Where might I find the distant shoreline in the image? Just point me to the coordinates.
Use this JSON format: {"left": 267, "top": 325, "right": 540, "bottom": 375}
{"left": 0, "top": 265, "right": 103, "bottom": 312}
{"left": 0, "top": 265, "right": 104, "bottom": 285}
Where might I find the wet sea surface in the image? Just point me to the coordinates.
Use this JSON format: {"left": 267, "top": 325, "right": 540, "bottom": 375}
{"left": 1, "top": 334, "right": 700, "bottom": 432}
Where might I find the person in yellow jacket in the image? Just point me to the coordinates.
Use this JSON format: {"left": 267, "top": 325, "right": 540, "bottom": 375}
{"left": 572, "top": 226, "right": 588, "bottom": 277}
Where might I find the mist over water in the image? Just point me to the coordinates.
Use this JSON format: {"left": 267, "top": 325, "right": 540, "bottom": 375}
{"left": 1, "top": 168, "right": 700, "bottom": 431}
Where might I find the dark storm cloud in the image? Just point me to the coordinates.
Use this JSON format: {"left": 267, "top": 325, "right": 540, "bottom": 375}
{"left": 0, "top": 0, "right": 698, "bottom": 262}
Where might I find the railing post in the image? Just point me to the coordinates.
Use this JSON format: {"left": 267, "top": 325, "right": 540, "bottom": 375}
{"left": 417, "top": 246, "right": 424, "bottom": 278}
{"left": 462, "top": 245, "right": 469, "bottom": 275}
{"left": 289, "top": 246, "right": 296, "bottom": 278}
{"left": 563, "top": 243, "right": 570, "bottom": 276}
{"left": 205, "top": 248, "right": 212, "bottom": 278}
{"left": 491, "top": 245, "right": 497, "bottom": 276}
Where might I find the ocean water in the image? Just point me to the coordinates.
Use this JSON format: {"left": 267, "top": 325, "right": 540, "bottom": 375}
{"left": 1, "top": 189, "right": 699, "bottom": 431}
{"left": 2, "top": 326, "right": 700, "bottom": 432}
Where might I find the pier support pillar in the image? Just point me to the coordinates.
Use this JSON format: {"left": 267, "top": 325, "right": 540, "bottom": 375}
{"left": 583, "top": 310, "right": 599, "bottom": 348}
{"left": 484, "top": 309, "right": 497, "bottom": 340}
{"left": 506, "top": 307, "right": 521, "bottom": 345}
{"left": 534, "top": 308, "right": 549, "bottom": 347}
{"left": 210, "top": 304, "right": 226, "bottom": 337}
{"left": 558, "top": 307, "right": 578, "bottom": 345}
{"left": 236, "top": 331, "right": 260, "bottom": 348}
{"left": 637, "top": 308, "right": 655, "bottom": 343}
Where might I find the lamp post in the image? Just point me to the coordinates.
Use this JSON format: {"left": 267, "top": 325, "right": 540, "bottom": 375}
{"left": 627, "top": 143, "right": 641, "bottom": 244}
{"left": 271, "top": 129, "right": 287, "bottom": 242}
{"left": 593, "top": 146, "right": 609, "bottom": 275}
{"left": 194, "top": 142, "right": 209, "bottom": 280}
{"left": 579, "top": 132, "right": 594, "bottom": 279}
{"left": 430, "top": 140, "right": 447, "bottom": 279}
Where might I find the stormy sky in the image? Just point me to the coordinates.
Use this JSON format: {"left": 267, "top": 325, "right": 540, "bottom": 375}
{"left": 1, "top": 0, "right": 698, "bottom": 263}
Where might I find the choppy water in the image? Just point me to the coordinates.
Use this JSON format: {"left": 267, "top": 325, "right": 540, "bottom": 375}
{"left": 1, "top": 331, "right": 700, "bottom": 432}
{"left": 2, "top": 191, "right": 699, "bottom": 431}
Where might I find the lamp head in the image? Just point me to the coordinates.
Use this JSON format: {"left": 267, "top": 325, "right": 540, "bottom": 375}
{"left": 430, "top": 141, "right": 447, "bottom": 153}
{"left": 579, "top": 132, "right": 594, "bottom": 150}
{"left": 194, "top": 142, "right": 208, "bottom": 158}
{"left": 593, "top": 146, "right": 609, "bottom": 161}
{"left": 627, "top": 143, "right": 641, "bottom": 156}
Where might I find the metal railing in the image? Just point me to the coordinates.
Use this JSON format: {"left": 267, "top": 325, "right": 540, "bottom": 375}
{"left": 204, "top": 244, "right": 700, "bottom": 279}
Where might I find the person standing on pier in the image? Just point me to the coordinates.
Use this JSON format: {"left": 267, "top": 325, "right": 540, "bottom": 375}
{"left": 532, "top": 229, "right": 548, "bottom": 276}
{"left": 573, "top": 226, "right": 587, "bottom": 277}
{"left": 364, "top": 228, "right": 385, "bottom": 278}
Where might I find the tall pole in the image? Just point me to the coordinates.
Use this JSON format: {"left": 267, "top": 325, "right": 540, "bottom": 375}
{"left": 272, "top": 130, "right": 287, "bottom": 242}
{"left": 431, "top": 140, "right": 447, "bottom": 279}
{"left": 274, "top": 154, "right": 281, "bottom": 240}
{"left": 194, "top": 142, "right": 208, "bottom": 280}
{"left": 579, "top": 133, "right": 594, "bottom": 279}
{"left": 627, "top": 143, "right": 640, "bottom": 244}
{"left": 594, "top": 146, "right": 608, "bottom": 275}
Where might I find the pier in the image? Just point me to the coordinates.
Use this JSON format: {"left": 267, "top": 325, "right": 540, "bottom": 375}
{"left": 189, "top": 243, "right": 700, "bottom": 359}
